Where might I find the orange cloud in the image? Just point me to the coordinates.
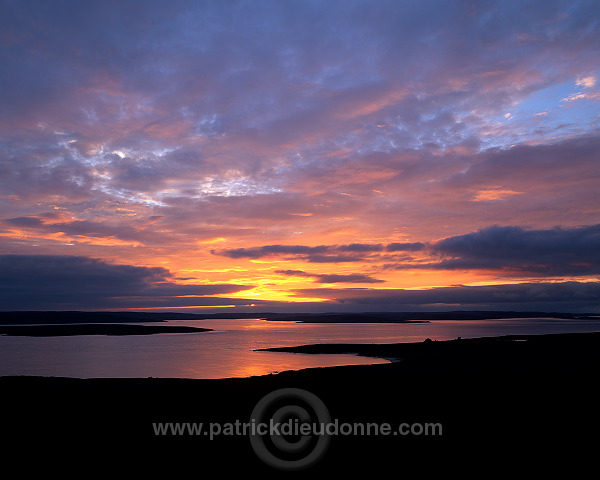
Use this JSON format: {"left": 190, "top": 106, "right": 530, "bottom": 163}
{"left": 471, "top": 187, "right": 523, "bottom": 202}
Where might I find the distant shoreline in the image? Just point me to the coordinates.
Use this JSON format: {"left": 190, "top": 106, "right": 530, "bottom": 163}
{"left": 1, "top": 309, "right": 598, "bottom": 325}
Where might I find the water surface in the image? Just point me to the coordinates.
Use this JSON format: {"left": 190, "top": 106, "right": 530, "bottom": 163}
{"left": 1, "top": 317, "right": 599, "bottom": 379}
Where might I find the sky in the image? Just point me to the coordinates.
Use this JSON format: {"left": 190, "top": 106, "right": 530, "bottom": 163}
{"left": 1, "top": 0, "right": 599, "bottom": 312}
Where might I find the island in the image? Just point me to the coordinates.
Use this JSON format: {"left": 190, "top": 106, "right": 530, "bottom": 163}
{"left": 0, "top": 323, "right": 212, "bottom": 336}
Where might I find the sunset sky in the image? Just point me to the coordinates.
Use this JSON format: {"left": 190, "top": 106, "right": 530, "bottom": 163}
{"left": 1, "top": 0, "right": 599, "bottom": 312}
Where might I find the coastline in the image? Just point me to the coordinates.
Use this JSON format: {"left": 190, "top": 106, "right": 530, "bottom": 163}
{"left": 256, "top": 330, "right": 600, "bottom": 362}
{"left": 0, "top": 323, "right": 212, "bottom": 336}
{"left": 2, "top": 330, "right": 599, "bottom": 475}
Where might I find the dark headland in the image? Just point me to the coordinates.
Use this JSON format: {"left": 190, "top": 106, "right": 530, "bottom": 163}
{"left": 0, "top": 323, "right": 212, "bottom": 336}
{"left": 2, "top": 324, "right": 600, "bottom": 476}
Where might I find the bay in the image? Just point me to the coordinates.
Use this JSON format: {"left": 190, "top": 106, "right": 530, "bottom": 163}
{"left": 1, "top": 316, "right": 600, "bottom": 379}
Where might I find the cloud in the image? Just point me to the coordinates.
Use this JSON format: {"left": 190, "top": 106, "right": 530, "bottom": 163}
{"left": 4, "top": 217, "right": 45, "bottom": 227}
{"left": 430, "top": 224, "right": 600, "bottom": 275}
{"left": 275, "top": 269, "right": 384, "bottom": 284}
{"left": 562, "top": 92, "right": 600, "bottom": 103}
{"left": 304, "top": 254, "right": 372, "bottom": 264}
{"left": 471, "top": 187, "right": 523, "bottom": 202}
{"left": 576, "top": 76, "right": 597, "bottom": 88}
{"left": 1, "top": 1, "right": 600, "bottom": 312}
{"left": 292, "top": 281, "right": 600, "bottom": 311}
{"left": 214, "top": 242, "right": 425, "bottom": 261}
{"left": 1, "top": 215, "right": 171, "bottom": 246}
{"left": 0, "top": 255, "right": 256, "bottom": 310}
{"left": 386, "top": 242, "right": 426, "bottom": 252}
{"left": 337, "top": 243, "right": 384, "bottom": 253}
{"left": 214, "top": 245, "right": 330, "bottom": 259}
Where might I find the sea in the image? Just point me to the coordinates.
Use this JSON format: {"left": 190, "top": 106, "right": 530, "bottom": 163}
{"left": 1, "top": 316, "right": 600, "bottom": 379}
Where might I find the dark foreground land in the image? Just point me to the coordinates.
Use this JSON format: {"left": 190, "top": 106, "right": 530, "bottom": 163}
{"left": 2, "top": 331, "right": 600, "bottom": 476}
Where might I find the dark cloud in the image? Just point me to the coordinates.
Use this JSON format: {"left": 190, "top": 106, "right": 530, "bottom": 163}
{"left": 214, "top": 245, "right": 330, "bottom": 259}
{"left": 212, "top": 244, "right": 369, "bottom": 263}
{"left": 386, "top": 242, "right": 426, "bottom": 252}
{"left": 293, "top": 281, "right": 600, "bottom": 311}
{"left": 0, "top": 255, "right": 256, "bottom": 310}
{"left": 275, "top": 269, "right": 384, "bottom": 284}
{"left": 214, "top": 242, "right": 425, "bottom": 261}
{"left": 305, "top": 254, "right": 370, "bottom": 264}
{"left": 337, "top": 243, "right": 384, "bottom": 253}
{"left": 275, "top": 269, "right": 308, "bottom": 277}
{"left": 4, "top": 217, "right": 44, "bottom": 227}
{"left": 430, "top": 224, "right": 600, "bottom": 275}
{"left": 315, "top": 274, "right": 383, "bottom": 283}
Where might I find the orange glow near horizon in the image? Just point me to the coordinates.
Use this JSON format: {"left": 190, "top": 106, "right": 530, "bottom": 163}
{"left": 5, "top": 213, "right": 597, "bottom": 312}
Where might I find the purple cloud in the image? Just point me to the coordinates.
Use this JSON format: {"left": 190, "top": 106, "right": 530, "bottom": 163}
{"left": 275, "top": 269, "right": 384, "bottom": 284}
{"left": 1, "top": 1, "right": 599, "bottom": 311}
{"left": 429, "top": 224, "right": 600, "bottom": 275}
{"left": 215, "top": 242, "right": 425, "bottom": 261}
{"left": 0, "top": 255, "right": 256, "bottom": 310}
{"left": 293, "top": 281, "right": 600, "bottom": 312}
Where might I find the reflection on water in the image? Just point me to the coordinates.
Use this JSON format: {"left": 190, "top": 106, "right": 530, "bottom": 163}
{"left": 1, "top": 317, "right": 600, "bottom": 379}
